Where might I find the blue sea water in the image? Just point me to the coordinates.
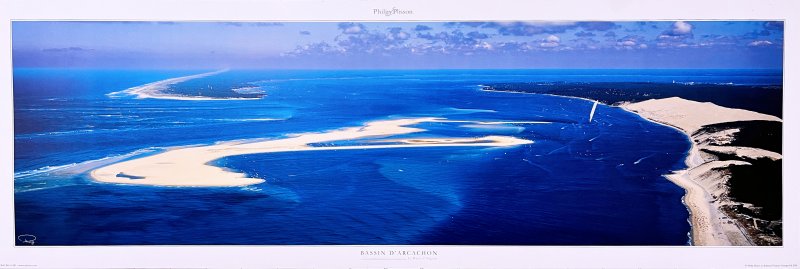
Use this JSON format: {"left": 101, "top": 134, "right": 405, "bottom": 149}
{"left": 12, "top": 69, "right": 780, "bottom": 245}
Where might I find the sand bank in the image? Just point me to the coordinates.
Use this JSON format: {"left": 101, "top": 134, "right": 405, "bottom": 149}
{"left": 106, "top": 69, "right": 262, "bottom": 101}
{"left": 622, "top": 97, "right": 781, "bottom": 246}
{"left": 90, "top": 118, "right": 532, "bottom": 187}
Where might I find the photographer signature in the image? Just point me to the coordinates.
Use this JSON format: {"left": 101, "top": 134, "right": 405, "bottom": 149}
{"left": 17, "top": 234, "right": 36, "bottom": 245}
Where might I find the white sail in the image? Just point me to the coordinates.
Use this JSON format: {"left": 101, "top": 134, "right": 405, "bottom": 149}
{"left": 589, "top": 100, "right": 599, "bottom": 123}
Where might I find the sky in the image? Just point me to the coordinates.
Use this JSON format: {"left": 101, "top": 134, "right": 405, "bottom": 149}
{"left": 11, "top": 21, "right": 784, "bottom": 69}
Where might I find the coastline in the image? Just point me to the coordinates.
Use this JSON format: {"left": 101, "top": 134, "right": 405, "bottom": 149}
{"left": 620, "top": 106, "right": 752, "bottom": 246}
{"left": 89, "top": 118, "right": 533, "bottom": 187}
{"left": 480, "top": 85, "right": 782, "bottom": 246}
{"left": 620, "top": 97, "right": 781, "bottom": 246}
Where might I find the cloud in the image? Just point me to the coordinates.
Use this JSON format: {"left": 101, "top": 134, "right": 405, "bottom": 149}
{"left": 290, "top": 24, "right": 418, "bottom": 56}
{"left": 655, "top": 21, "right": 695, "bottom": 48}
{"left": 492, "top": 41, "right": 535, "bottom": 52}
{"left": 417, "top": 30, "right": 487, "bottom": 50}
{"left": 467, "top": 31, "right": 489, "bottom": 39}
{"left": 491, "top": 22, "right": 581, "bottom": 36}
{"left": 285, "top": 21, "right": 778, "bottom": 58}
{"left": 748, "top": 40, "right": 773, "bottom": 47}
{"left": 660, "top": 21, "right": 694, "bottom": 39}
{"left": 615, "top": 35, "right": 648, "bottom": 50}
{"left": 299, "top": 31, "right": 311, "bottom": 35}
{"left": 338, "top": 22, "right": 366, "bottom": 34}
{"left": 672, "top": 21, "right": 693, "bottom": 34}
{"left": 414, "top": 25, "right": 433, "bottom": 31}
{"left": 386, "top": 27, "right": 411, "bottom": 40}
{"left": 284, "top": 42, "right": 342, "bottom": 56}
{"left": 540, "top": 35, "right": 560, "bottom": 48}
{"left": 332, "top": 25, "right": 412, "bottom": 54}
{"left": 696, "top": 34, "right": 742, "bottom": 47}
{"left": 444, "top": 21, "right": 618, "bottom": 36}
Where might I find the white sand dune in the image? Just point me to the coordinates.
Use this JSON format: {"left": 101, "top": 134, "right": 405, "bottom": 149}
{"left": 622, "top": 97, "right": 781, "bottom": 134}
{"left": 90, "top": 118, "right": 533, "bottom": 187}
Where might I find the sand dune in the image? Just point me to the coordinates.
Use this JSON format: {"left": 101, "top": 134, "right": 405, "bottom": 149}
{"left": 622, "top": 97, "right": 781, "bottom": 134}
{"left": 90, "top": 118, "right": 533, "bottom": 187}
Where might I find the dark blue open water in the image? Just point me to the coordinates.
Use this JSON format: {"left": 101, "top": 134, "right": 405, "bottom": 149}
{"left": 13, "top": 69, "right": 779, "bottom": 245}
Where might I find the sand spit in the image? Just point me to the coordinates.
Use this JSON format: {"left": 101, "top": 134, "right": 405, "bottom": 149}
{"left": 90, "top": 118, "right": 532, "bottom": 187}
{"left": 106, "top": 69, "right": 262, "bottom": 101}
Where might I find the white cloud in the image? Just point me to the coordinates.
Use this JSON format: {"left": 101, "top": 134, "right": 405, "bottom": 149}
{"left": 343, "top": 25, "right": 364, "bottom": 34}
{"left": 475, "top": 41, "right": 493, "bottom": 50}
{"left": 672, "top": 21, "right": 693, "bottom": 35}
{"left": 748, "top": 40, "right": 773, "bottom": 47}
{"left": 539, "top": 35, "right": 560, "bottom": 47}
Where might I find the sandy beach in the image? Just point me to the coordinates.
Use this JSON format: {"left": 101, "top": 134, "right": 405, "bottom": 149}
{"left": 622, "top": 97, "right": 782, "bottom": 246}
{"left": 90, "top": 118, "right": 533, "bottom": 187}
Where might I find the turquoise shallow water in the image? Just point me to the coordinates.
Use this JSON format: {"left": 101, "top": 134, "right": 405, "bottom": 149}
{"left": 13, "top": 69, "right": 776, "bottom": 245}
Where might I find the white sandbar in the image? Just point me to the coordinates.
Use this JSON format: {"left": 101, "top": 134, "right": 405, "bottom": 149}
{"left": 90, "top": 118, "right": 533, "bottom": 187}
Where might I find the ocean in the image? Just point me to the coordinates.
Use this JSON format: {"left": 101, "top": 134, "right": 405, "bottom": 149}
{"left": 12, "top": 69, "right": 781, "bottom": 245}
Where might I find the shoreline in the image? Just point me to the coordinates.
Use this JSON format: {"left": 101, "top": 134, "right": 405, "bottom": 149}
{"left": 622, "top": 107, "right": 752, "bottom": 246}
{"left": 89, "top": 118, "right": 533, "bottom": 187}
{"left": 620, "top": 97, "right": 781, "bottom": 246}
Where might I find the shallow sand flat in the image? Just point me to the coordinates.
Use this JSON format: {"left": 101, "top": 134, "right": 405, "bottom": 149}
{"left": 623, "top": 97, "right": 782, "bottom": 246}
{"left": 90, "top": 118, "right": 533, "bottom": 187}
